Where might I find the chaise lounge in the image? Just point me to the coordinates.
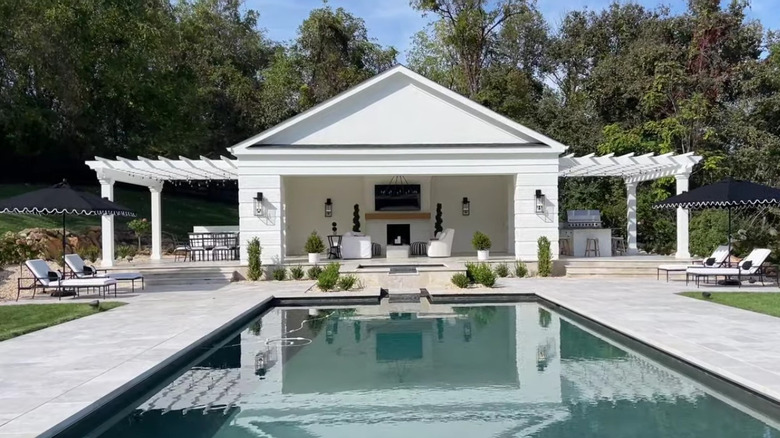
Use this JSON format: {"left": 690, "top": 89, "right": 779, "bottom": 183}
{"left": 656, "top": 245, "right": 730, "bottom": 281}
{"left": 65, "top": 254, "right": 145, "bottom": 292}
{"left": 19, "top": 259, "right": 118, "bottom": 301}
{"left": 686, "top": 248, "right": 773, "bottom": 287}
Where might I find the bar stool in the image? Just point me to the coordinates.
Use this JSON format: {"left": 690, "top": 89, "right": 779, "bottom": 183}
{"left": 612, "top": 236, "right": 627, "bottom": 256}
{"left": 559, "top": 238, "right": 572, "bottom": 256}
{"left": 585, "top": 238, "right": 600, "bottom": 257}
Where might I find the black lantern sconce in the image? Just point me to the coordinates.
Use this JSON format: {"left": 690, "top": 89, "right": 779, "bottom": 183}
{"left": 254, "top": 192, "right": 266, "bottom": 218}
{"left": 535, "top": 190, "right": 545, "bottom": 213}
{"left": 324, "top": 198, "right": 333, "bottom": 217}
{"left": 462, "top": 197, "right": 470, "bottom": 216}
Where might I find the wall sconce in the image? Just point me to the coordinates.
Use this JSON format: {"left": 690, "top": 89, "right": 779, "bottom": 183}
{"left": 324, "top": 198, "right": 333, "bottom": 217}
{"left": 535, "top": 190, "right": 545, "bottom": 213}
{"left": 462, "top": 197, "right": 470, "bottom": 216}
{"left": 254, "top": 192, "right": 266, "bottom": 218}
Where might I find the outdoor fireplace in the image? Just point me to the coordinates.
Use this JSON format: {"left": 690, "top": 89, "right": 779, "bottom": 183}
{"left": 386, "top": 224, "right": 410, "bottom": 245}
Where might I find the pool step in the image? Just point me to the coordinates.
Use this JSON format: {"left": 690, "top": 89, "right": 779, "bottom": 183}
{"left": 387, "top": 288, "right": 423, "bottom": 303}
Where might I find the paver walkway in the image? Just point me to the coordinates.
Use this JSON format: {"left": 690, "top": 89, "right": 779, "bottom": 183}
{"left": 1, "top": 277, "right": 780, "bottom": 437}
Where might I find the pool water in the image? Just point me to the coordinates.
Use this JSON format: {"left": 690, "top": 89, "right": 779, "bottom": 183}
{"left": 96, "top": 303, "right": 779, "bottom": 437}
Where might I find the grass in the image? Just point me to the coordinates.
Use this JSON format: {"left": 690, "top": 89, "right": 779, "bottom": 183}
{"left": 679, "top": 292, "right": 780, "bottom": 318}
{"left": 0, "top": 184, "right": 237, "bottom": 239}
{"left": 0, "top": 301, "right": 125, "bottom": 341}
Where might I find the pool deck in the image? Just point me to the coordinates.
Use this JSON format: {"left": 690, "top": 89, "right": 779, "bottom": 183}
{"left": 1, "top": 278, "right": 780, "bottom": 437}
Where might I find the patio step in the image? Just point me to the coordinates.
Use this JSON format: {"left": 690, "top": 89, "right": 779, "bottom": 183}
{"left": 564, "top": 258, "right": 694, "bottom": 278}
{"left": 108, "top": 266, "right": 239, "bottom": 286}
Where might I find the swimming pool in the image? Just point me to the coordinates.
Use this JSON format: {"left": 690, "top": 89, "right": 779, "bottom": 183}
{"left": 89, "top": 302, "right": 778, "bottom": 437}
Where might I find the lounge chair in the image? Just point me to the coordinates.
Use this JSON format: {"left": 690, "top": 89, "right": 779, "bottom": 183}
{"left": 64, "top": 254, "right": 144, "bottom": 292}
{"left": 427, "top": 228, "right": 455, "bottom": 258}
{"left": 657, "top": 245, "right": 730, "bottom": 281}
{"left": 686, "top": 248, "right": 773, "bottom": 287}
{"left": 19, "top": 259, "right": 117, "bottom": 301}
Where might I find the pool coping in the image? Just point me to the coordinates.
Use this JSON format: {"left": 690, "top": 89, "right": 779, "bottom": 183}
{"left": 26, "top": 288, "right": 780, "bottom": 437}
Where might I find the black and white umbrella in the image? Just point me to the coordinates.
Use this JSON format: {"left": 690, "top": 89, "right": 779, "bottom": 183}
{"left": 0, "top": 180, "right": 135, "bottom": 263}
{"left": 653, "top": 178, "right": 780, "bottom": 260}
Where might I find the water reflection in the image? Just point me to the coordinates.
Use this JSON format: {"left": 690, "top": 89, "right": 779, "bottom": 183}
{"left": 99, "top": 303, "right": 779, "bottom": 438}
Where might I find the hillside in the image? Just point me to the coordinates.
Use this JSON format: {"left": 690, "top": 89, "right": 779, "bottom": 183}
{"left": 0, "top": 184, "right": 238, "bottom": 239}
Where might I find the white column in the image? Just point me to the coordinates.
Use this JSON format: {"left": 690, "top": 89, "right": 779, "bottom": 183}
{"left": 99, "top": 178, "right": 115, "bottom": 267}
{"left": 150, "top": 185, "right": 163, "bottom": 260}
{"left": 625, "top": 181, "right": 638, "bottom": 255}
{"left": 675, "top": 173, "right": 691, "bottom": 259}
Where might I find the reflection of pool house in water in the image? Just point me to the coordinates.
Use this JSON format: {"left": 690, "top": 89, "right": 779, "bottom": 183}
{"left": 105, "top": 304, "right": 776, "bottom": 438}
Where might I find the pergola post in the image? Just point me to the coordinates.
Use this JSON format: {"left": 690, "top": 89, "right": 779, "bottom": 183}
{"left": 625, "top": 181, "right": 638, "bottom": 255}
{"left": 675, "top": 172, "right": 691, "bottom": 259}
{"left": 99, "top": 178, "right": 115, "bottom": 267}
{"left": 150, "top": 184, "right": 163, "bottom": 260}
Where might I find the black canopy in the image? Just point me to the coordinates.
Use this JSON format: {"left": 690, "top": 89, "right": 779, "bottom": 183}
{"left": 0, "top": 180, "right": 135, "bottom": 263}
{"left": 653, "top": 178, "right": 780, "bottom": 263}
{"left": 653, "top": 178, "right": 780, "bottom": 210}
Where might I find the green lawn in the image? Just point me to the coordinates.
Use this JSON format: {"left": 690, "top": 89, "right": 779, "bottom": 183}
{"left": 0, "top": 184, "right": 237, "bottom": 239}
{"left": 0, "top": 302, "right": 125, "bottom": 341}
{"left": 679, "top": 292, "right": 780, "bottom": 318}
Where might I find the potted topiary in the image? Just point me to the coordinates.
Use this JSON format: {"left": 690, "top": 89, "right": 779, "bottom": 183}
{"left": 304, "top": 231, "right": 325, "bottom": 264}
{"left": 472, "top": 231, "right": 492, "bottom": 261}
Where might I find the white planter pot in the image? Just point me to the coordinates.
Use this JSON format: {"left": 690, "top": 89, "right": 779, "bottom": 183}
{"left": 477, "top": 250, "right": 489, "bottom": 261}
{"left": 308, "top": 253, "right": 320, "bottom": 264}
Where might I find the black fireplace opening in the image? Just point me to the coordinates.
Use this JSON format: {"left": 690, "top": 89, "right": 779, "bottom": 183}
{"left": 387, "top": 224, "right": 411, "bottom": 246}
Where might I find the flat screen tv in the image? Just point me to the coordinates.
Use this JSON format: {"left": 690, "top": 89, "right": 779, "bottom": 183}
{"left": 374, "top": 184, "right": 421, "bottom": 211}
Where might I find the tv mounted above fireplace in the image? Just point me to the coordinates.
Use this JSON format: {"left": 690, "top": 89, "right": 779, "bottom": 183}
{"left": 374, "top": 184, "right": 421, "bottom": 211}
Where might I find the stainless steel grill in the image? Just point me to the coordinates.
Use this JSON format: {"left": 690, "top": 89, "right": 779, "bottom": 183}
{"left": 563, "top": 210, "right": 602, "bottom": 229}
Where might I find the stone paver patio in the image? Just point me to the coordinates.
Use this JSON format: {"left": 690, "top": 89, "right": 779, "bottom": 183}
{"left": 0, "top": 277, "right": 779, "bottom": 437}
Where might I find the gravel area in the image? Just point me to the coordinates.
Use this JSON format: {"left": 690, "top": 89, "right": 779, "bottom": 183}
{"left": 1, "top": 261, "right": 63, "bottom": 302}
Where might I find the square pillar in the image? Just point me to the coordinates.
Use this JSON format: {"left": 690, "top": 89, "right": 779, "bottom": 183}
{"left": 150, "top": 185, "right": 163, "bottom": 260}
{"left": 99, "top": 178, "right": 115, "bottom": 267}
{"left": 675, "top": 173, "right": 691, "bottom": 259}
{"left": 513, "top": 165, "right": 558, "bottom": 261}
{"left": 625, "top": 181, "right": 638, "bottom": 255}
{"left": 238, "top": 173, "right": 285, "bottom": 265}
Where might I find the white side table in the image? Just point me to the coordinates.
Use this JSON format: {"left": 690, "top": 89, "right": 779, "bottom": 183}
{"left": 385, "top": 244, "right": 410, "bottom": 259}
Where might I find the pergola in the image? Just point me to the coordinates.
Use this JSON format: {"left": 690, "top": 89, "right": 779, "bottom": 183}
{"left": 86, "top": 156, "right": 238, "bottom": 266}
{"left": 87, "top": 152, "right": 701, "bottom": 267}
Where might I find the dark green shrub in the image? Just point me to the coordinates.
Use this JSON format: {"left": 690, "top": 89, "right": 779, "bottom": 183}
{"left": 494, "top": 263, "right": 509, "bottom": 277}
{"left": 514, "top": 260, "right": 528, "bottom": 278}
{"left": 272, "top": 267, "right": 287, "bottom": 281}
{"left": 290, "top": 265, "right": 304, "bottom": 280}
{"left": 690, "top": 210, "right": 728, "bottom": 257}
{"left": 434, "top": 203, "right": 443, "bottom": 235}
{"left": 304, "top": 231, "right": 325, "bottom": 254}
{"left": 472, "top": 231, "right": 492, "bottom": 251}
{"left": 474, "top": 263, "right": 496, "bottom": 287}
{"left": 465, "top": 262, "right": 477, "bottom": 283}
{"left": 247, "top": 237, "right": 262, "bottom": 281}
{"left": 307, "top": 265, "right": 323, "bottom": 280}
{"left": 352, "top": 204, "right": 361, "bottom": 232}
{"left": 451, "top": 273, "right": 469, "bottom": 288}
{"left": 537, "top": 236, "right": 552, "bottom": 277}
{"left": 317, "top": 262, "right": 340, "bottom": 291}
{"left": 337, "top": 274, "right": 357, "bottom": 291}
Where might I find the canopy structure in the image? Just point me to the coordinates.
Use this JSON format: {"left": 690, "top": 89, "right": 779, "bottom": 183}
{"left": 559, "top": 152, "right": 701, "bottom": 182}
{"left": 86, "top": 155, "right": 238, "bottom": 186}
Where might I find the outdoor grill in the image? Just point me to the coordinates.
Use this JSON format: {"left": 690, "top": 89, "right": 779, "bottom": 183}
{"left": 562, "top": 210, "right": 602, "bottom": 229}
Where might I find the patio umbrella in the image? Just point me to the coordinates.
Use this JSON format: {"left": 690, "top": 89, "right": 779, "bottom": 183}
{"left": 0, "top": 180, "right": 135, "bottom": 264}
{"left": 653, "top": 177, "right": 780, "bottom": 262}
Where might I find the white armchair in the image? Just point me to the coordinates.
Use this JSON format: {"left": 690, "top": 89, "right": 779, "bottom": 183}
{"left": 427, "top": 228, "right": 454, "bottom": 258}
{"left": 341, "top": 232, "right": 372, "bottom": 259}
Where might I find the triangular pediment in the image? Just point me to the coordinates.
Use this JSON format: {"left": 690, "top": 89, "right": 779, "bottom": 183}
{"left": 231, "top": 66, "right": 567, "bottom": 152}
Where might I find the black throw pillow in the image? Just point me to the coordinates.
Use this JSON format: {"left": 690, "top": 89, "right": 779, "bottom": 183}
{"left": 740, "top": 260, "right": 753, "bottom": 271}
{"left": 47, "top": 271, "right": 60, "bottom": 281}
{"left": 83, "top": 266, "right": 95, "bottom": 275}
{"left": 704, "top": 257, "right": 716, "bottom": 266}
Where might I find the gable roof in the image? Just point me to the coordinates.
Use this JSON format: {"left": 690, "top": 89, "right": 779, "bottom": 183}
{"left": 230, "top": 65, "right": 568, "bottom": 154}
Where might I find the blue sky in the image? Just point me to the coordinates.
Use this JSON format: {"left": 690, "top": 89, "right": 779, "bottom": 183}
{"left": 246, "top": 0, "right": 779, "bottom": 62}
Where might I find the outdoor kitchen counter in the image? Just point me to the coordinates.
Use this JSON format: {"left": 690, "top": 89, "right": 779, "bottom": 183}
{"left": 560, "top": 227, "right": 613, "bottom": 257}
